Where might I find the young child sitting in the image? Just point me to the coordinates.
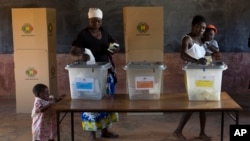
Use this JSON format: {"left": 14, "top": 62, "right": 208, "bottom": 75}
{"left": 31, "top": 83, "right": 65, "bottom": 141}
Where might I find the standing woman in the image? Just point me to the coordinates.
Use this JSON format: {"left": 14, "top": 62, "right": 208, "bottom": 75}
{"left": 70, "top": 8, "right": 119, "bottom": 141}
{"left": 173, "top": 15, "right": 211, "bottom": 141}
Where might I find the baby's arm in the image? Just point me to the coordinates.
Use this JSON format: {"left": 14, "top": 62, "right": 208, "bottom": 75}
{"left": 54, "top": 94, "right": 66, "bottom": 103}
{"left": 207, "top": 40, "right": 219, "bottom": 53}
{"left": 36, "top": 101, "right": 54, "bottom": 113}
{"left": 207, "top": 45, "right": 219, "bottom": 53}
{"left": 207, "top": 40, "right": 221, "bottom": 60}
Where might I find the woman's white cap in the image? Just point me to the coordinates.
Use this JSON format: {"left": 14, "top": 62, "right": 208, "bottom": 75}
{"left": 88, "top": 8, "right": 103, "bottom": 19}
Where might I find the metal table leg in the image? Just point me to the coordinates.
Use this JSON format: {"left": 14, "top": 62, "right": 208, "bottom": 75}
{"left": 221, "top": 111, "right": 224, "bottom": 141}
{"left": 71, "top": 112, "right": 74, "bottom": 141}
{"left": 235, "top": 111, "right": 239, "bottom": 125}
{"left": 57, "top": 112, "right": 60, "bottom": 141}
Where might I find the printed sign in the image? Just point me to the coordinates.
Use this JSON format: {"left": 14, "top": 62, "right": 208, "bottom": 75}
{"left": 75, "top": 78, "right": 94, "bottom": 92}
{"left": 195, "top": 75, "right": 214, "bottom": 87}
{"left": 135, "top": 76, "right": 154, "bottom": 90}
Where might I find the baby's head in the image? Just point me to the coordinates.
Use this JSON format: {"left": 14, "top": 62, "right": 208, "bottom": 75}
{"left": 204, "top": 24, "right": 217, "bottom": 41}
{"left": 32, "top": 83, "right": 49, "bottom": 100}
{"left": 206, "top": 24, "right": 217, "bottom": 34}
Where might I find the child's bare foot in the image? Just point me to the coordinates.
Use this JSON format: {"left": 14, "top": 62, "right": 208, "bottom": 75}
{"left": 172, "top": 131, "right": 187, "bottom": 141}
{"left": 198, "top": 133, "right": 212, "bottom": 141}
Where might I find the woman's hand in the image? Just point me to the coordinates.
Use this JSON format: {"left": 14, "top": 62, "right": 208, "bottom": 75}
{"left": 70, "top": 46, "right": 82, "bottom": 56}
{"left": 70, "top": 46, "right": 84, "bottom": 62}
{"left": 82, "top": 53, "right": 90, "bottom": 62}
{"left": 197, "top": 58, "right": 207, "bottom": 65}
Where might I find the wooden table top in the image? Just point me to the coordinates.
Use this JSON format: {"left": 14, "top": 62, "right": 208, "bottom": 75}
{"left": 54, "top": 92, "right": 242, "bottom": 112}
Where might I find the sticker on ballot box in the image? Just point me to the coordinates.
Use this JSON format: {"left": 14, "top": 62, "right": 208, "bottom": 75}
{"left": 135, "top": 76, "right": 154, "bottom": 90}
{"left": 195, "top": 75, "right": 214, "bottom": 88}
{"left": 75, "top": 77, "right": 94, "bottom": 92}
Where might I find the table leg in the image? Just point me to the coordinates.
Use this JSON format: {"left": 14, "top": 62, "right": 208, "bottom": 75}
{"left": 71, "top": 112, "right": 74, "bottom": 141}
{"left": 57, "top": 112, "right": 60, "bottom": 141}
{"left": 236, "top": 111, "right": 239, "bottom": 125}
{"left": 221, "top": 111, "right": 224, "bottom": 141}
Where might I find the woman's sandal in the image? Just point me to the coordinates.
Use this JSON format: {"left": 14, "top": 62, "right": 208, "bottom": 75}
{"left": 88, "top": 131, "right": 96, "bottom": 141}
{"left": 195, "top": 134, "right": 212, "bottom": 141}
{"left": 101, "top": 132, "right": 119, "bottom": 138}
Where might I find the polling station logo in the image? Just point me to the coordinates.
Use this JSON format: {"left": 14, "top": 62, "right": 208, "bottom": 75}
{"left": 22, "top": 23, "right": 33, "bottom": 34}
{"left": 137, "top": 22, "right": 149, "bottom": 33}
{"left": 25, "top": 67, "right": 38, "bottom": 80}
{"left": 48, "top": 23, "right": 53, "bottom": 33}
{"left": 50, "top": 66, "right": 56, "bottom": 79}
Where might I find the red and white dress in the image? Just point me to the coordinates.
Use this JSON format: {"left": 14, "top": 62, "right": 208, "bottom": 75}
{"left": 31, "top": 97, "right": 57, "bottom": 141}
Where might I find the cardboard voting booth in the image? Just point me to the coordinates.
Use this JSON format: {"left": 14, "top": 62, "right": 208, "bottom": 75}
{"left": 123, "top": 7, "right": 164, "bottom": 62}
{"left": 12, "top": 8, "right": 57, "bottom": 113}
{"left": 123, "top": 6, "right": 165, "bottom": 96}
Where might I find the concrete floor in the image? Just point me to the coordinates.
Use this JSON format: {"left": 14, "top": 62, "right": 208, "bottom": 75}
{"left": 0, "top": 97, "right": 249, "bottom": 141}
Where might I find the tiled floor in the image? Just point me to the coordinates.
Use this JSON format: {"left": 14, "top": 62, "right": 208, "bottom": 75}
{"left": 0, "top": 97, "right": 249, "bottom": 141}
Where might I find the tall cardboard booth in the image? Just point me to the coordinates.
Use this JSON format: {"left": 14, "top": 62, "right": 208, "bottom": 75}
{"left": 12, "top": 8, "right": 57, "bottom": 113}
{"left": 123, "top": 7, "right": 164, "bottom": 62}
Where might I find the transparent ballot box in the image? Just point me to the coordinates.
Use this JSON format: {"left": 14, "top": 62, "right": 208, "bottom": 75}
{"left": 124, "top": 61, "right": 166, "bottom": 100}
{"left": 183, "top": 62, "right": 227, "bottom": 101}
{"left": 65, "top": 62, "right": 111, "bottom": 100}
